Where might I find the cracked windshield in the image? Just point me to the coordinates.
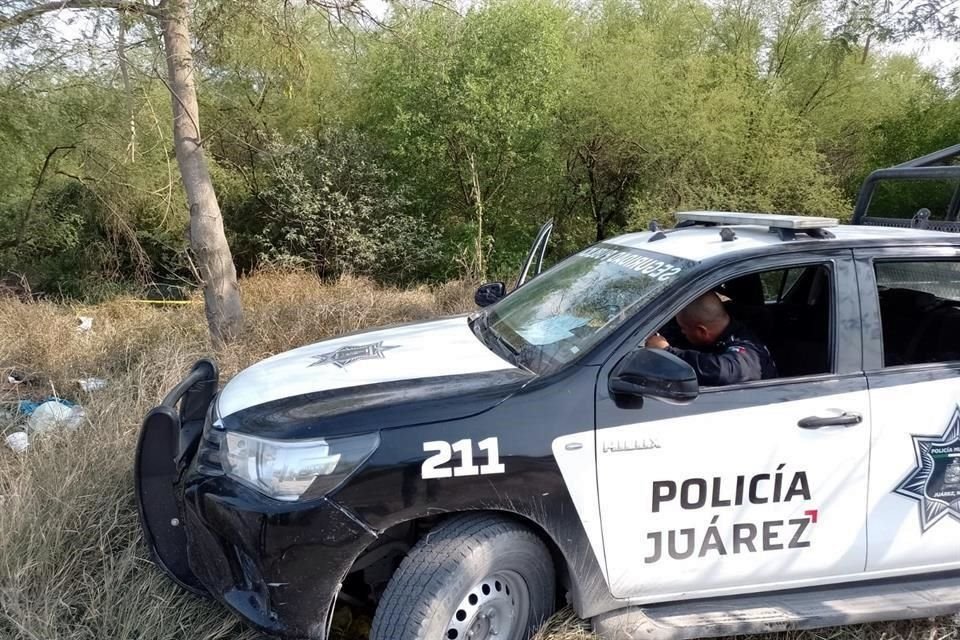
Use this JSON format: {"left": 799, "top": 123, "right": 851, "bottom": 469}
{"left": 484, "top": 244, "right": 693, "bottom": 373}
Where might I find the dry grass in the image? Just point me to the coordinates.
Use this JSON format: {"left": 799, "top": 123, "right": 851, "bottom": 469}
{"left": 0, "top": 271, "right": 956, "bottom": 640}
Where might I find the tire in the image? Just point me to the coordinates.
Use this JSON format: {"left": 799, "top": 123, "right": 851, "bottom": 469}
{"left": 370, "top": 513, "right": 556, "bottom": 640}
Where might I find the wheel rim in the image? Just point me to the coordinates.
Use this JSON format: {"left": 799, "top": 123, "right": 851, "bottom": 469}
{"left": 445, "top": 570, "right": 529, "bottom": 640}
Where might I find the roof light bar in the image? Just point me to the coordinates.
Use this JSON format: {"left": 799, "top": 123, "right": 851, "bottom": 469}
{"left": 676, "top": 211, "right": 839, "bottom": 229}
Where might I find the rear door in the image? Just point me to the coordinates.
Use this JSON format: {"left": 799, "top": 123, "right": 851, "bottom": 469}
{"left": 857, "top": 248, "right": 960, "bottom": 573}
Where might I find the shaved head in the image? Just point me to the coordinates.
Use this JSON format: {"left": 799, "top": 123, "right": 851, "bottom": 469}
{"left": 677, "top": 292, "right": 728, "bottom": 327}
{"left": 676, "top": 292, "right": 730, "bottom": 346}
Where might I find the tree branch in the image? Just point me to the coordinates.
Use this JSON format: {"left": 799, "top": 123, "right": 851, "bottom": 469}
{"left": 0, "top": 0, "right": 162, "bottom": 31}
{"left": 16, "top": 145, "right": 75, "bottom": 246}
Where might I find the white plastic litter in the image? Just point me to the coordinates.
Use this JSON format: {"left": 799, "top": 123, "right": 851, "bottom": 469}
{"left": 26, "top": 400, "right": 86, "bottom": 434}
{"left": 77, "top": 316, "right": 93, "bottom": 332}
{"left": 5, "top": 431, "right": 28, "bottom": 453}
{"left": 78, "top": 378, "right": 108, "bottom": 392}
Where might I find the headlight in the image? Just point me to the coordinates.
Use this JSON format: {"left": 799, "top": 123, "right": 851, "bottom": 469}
{"left": 220, "top": 431, "right": 380, "bottom": 501}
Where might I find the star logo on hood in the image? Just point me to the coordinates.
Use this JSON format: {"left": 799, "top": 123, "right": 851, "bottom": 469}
{"left": 894, "top": 405, "right": 960, "bottom": 532}
{"left": 308, "top": 341, "right": 399, "bottom": 369}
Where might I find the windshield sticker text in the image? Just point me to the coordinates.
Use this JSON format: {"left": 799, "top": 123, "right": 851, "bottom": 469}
{"left": 579, "top": 246, "right": 683, "bottom": 282}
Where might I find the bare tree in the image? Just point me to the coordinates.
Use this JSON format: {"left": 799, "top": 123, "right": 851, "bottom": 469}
{"left": 1, "top": 0, "right": 243, "bottom": 344}
{"left": 834, "top": 0, "right": 959, "bottom": 44}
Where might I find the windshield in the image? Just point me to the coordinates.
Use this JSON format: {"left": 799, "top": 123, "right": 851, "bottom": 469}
{"left": 478, "top": 243, "right": 694, "bottom": 374}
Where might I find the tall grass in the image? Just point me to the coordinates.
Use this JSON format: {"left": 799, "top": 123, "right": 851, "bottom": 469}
{"left": 0, "top": 271, "right": 956, "bottom": 640}
{"left": 0, "top": 272, "right": 474, "bottom": 640}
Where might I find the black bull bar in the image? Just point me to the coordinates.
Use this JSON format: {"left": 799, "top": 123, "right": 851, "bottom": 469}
{"left": 134, "top": 359, "right": 219, "bottom": 595}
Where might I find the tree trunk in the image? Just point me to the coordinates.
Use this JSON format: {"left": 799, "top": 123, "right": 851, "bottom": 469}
{"left": 117, "top": 12, "right": 136, "bottom": 163}
{"left": 467, "top": 152, "right": 485, "bottom": 280}
{"left": 582, "top": 147, "right": 604, "bottom": 242}
{"left": 162, "top": 0, "right": 242, "bottom": 344}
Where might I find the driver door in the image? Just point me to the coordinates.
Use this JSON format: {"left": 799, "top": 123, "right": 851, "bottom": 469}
{"left": 516, "top": 219, "right": 554, "bottom": 288}
{"left": 595, "top": 252, "right": 872, "bottom": 602}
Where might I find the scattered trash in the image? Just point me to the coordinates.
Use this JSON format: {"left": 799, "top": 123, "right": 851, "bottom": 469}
{"left": 17, "top": 400, "right": 41, "bottom": 415}
{"left": 1, "top": 395, "right": 86, "bottom": 450}
{"left": 18, "top": 397, "right": 76, "bottom": 416}
{"left": 5, "top": 370, "right": 39, "bottom": 385}
{"left": 25, "top": 399, "right": 85, "bottom": 434}
{"left": 77, "top": 377, "right": 108, "bottom": 392}
{"left": 77, "top": 316, "right": 93, "bottom": 332}
{"left": 4, "top": 431, "right": 28, "bottom": 453}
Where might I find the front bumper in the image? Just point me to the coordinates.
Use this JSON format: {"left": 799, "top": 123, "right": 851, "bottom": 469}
{"left": 135, "top": 360, "right": 376, "bottom": 639}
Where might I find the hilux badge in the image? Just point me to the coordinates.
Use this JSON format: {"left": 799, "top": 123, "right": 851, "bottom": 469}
{"left": 602, "top": 438, "right": 660, "bottom": 453}
{"left": 309, "top": 341, "right": 399, "bottom": 369}
{"left": 894, "top": 406, "right": 960, "bottom": 532}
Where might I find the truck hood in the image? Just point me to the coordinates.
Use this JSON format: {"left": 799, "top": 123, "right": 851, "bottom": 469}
{"left": 217, "top": 316, "right": 519, "bottom": 419}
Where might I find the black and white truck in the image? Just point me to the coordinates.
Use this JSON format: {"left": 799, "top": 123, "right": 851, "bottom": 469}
{"left": 136, "top": 145, "right": 960, "bottom": 640}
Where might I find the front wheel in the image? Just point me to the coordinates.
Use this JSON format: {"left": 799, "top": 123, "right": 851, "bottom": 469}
{"left": 370, "top": 513, "right": 556, "bottom": 640}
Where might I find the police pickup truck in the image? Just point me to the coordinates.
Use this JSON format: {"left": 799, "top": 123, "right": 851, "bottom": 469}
{"left": 136, "top": 149, "right": 960, "bottom": 640}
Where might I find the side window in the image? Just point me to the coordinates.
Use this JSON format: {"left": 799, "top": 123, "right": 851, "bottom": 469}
{"left": 875, "top": 260, "right": 960, "bottom": 367}
{"left": 660, "top": 264, "right": 833, "bottom": 385}
{"left": 759, "top": 268, "right": 804, "bottom": 303}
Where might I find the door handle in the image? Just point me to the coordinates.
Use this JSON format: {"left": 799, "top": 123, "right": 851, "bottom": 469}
{"left": 797, "top": 412, "right": 863, "bottom": 429}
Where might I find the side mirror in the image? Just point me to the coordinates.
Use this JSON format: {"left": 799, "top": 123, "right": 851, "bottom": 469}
{"left": 475, "top": 282, "right": 507, "bottom": 307}
{"left": 609, "top": 348, "right": 699, "bottom": 405}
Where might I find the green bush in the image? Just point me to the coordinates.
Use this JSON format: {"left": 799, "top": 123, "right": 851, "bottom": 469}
{"left": 249, "top": 128, "right": 442, "bottom": 283}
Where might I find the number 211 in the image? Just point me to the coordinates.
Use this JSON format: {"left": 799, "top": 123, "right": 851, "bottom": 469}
{"left": 421, "top": 438, "right": 505, "bottom": 479}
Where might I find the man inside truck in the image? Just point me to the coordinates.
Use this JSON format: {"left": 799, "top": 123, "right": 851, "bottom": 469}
{"left": 645, "top": 291, "right": 777, "bottom": 386}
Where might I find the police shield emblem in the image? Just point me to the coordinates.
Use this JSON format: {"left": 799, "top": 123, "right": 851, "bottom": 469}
{"left": 309, "top": 341, "right": 399, "bottom": 369}
{"left": 894, "top": 406, "right": 960, "bottom": 532}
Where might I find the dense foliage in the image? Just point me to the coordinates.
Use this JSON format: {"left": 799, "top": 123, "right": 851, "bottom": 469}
{"left": 1, "top": 0, "right": 958, "bottom": 297}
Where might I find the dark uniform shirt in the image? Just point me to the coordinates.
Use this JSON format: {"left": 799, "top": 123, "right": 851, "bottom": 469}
{"left": 666, "top": 319, "right": 777, "bottom": 386}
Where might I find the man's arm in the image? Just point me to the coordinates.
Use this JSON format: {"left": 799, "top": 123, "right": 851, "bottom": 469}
{"left": 665, "top": 344, "right": 764, "bottom": 387}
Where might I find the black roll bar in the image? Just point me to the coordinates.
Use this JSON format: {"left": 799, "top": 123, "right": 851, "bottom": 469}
{"left": 852, "top": 144, "right": 960, "bottom": 230}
